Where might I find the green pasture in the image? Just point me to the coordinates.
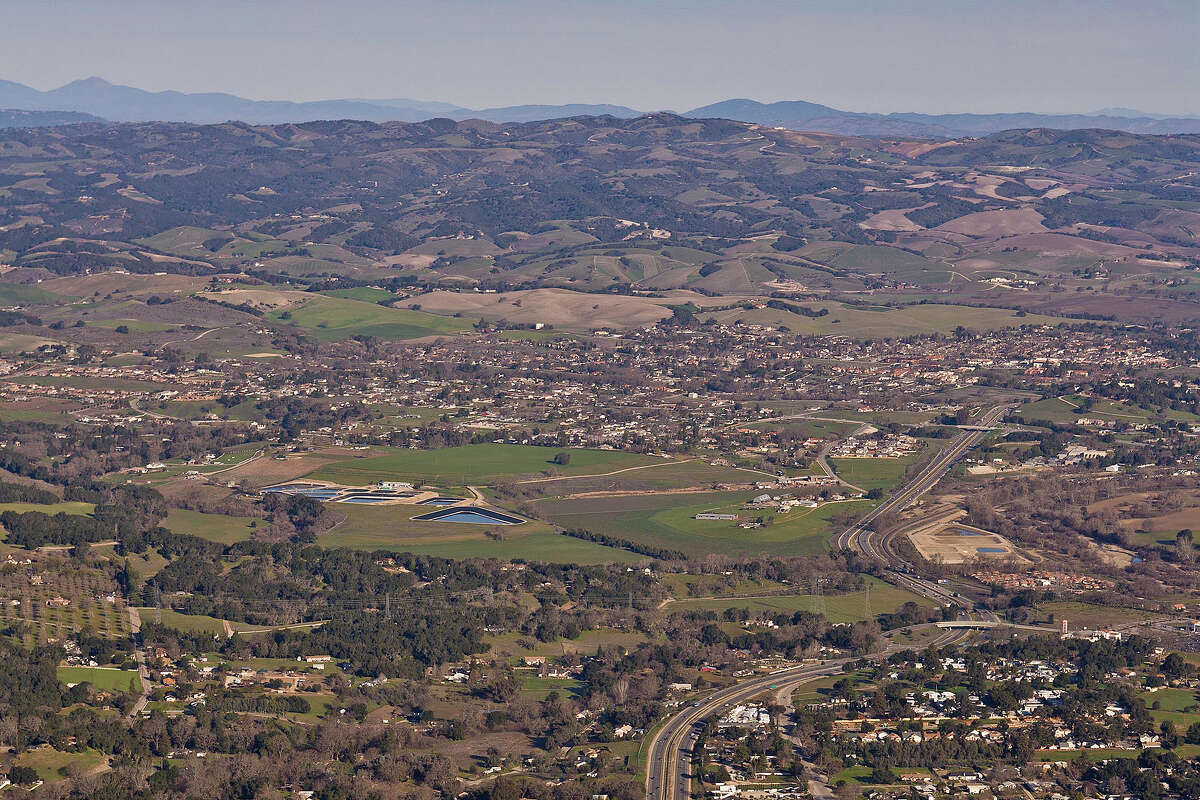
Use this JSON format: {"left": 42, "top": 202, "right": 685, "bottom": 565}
{"left": 308, "top": 443, "right": 661, "bottom": 485}
{"left": 268, "top": 295, "right": 469, "bottom": 341}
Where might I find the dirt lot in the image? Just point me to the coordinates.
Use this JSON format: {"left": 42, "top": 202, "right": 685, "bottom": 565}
{"left": 216, "top": 448, "right": 364, "bottom": 488}
{"left": 908, "top": 523, "right": 1028, "bottom": 565}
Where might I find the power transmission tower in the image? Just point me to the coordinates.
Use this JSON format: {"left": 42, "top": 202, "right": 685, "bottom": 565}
{"left": 864, "top": 582, "right": 871, "bottom": 619}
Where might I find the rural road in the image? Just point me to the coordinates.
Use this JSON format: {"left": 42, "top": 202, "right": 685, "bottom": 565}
{"left": 126, "top": 607, "right": 151, "bottom": 717}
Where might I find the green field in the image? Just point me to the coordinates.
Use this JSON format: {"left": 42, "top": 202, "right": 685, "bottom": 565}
{"left": 521, "top": 459, "right": 771, "bottom": 495}
{"left": 14, "top": 747, "right": 107, "bottom": 782}
{"left": 663, "top": 576, "right": 932, "bottom": 623}
{"left": 163, "top": 509, "right": 258, "bottom": 544}
{"left": 1035, "top": 744, "right": 1200, "bottom": 762}
{"left": 139, "top": 607, "right": 228, "bottom": 635}
{"left": 159, "top": 398, "right": 261, "bottom": 421}
{"left": 793, "top": 669, "right": 873, "bottom": 704}
{"left": 85, "top": 318, "right": 174, "bottom": 334}
{"left": 743, "top": 419, "right": 859, "bottom": 439}
{"left": 487, "top": 628, "right": 649, "bottom": 659}
{"left": 1014, "top": 394, "right": 1195, "bottom": 426}
{"left": 321, "top": 287, "right": 404, "bottom": 303}
{"left": 0, "top": 405, "right": 77, "bottom": 425}
{"left": 318, "top": 503, "right": 638, "bottom": 563}
{"left": 136, "top": 607, "right": 308, "bottom": 636}
{"left": 58, "top": 666, "right": 141, "bottom": 692}
{"left": 0, "top": 501, "right": 94, "bottom": 516}
{"left": 0, "top": 281, "right": 63, "bottom": 305}
{"left": 830, "top": 455, "right": 918, "bottom": 491}
{"left": 135, "top": 225, "right": 225, "bottom": 256}
{"left": 308, "top": 443, "right": 662, "bottom": 485}
{"left": 1139, "top": 687, "right": 1200, "bottom": 729}
{"left": 521, "top": 675, "right": 584, "bottom": 700}
{"left": 268, "top": 295, "right": 470, "bottom": 341}
{"left": 538, "top": 491, "right": 873, "bottom": 558}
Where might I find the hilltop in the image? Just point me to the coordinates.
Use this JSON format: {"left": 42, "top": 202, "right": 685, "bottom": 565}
{"left": 1, "top": 115, "right": 1199, "bottom": 325}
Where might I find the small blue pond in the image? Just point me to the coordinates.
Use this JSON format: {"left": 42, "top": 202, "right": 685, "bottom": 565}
{"left": 977, "top": 547, "right": 1006, "bottom": 553}
{"left": 414, "top": 507, "right": 525, "bottom": 525}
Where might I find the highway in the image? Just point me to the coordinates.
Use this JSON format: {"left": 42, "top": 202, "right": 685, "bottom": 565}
{"left": 645, "top": 404, "right": 1014, "bottom": 799}
{"left": 645, "top": 661, "right": 846, "bottom": 800}
{"left": 644, "top": 625, "right": 980, "bottom": 800}
{"left": 834, "top": 403, "right": 1013, "bottom": 555}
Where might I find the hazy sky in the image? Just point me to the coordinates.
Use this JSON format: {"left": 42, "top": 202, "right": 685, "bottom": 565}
{"left": 3, "top": 0, "right": 1198, "bottom": 113}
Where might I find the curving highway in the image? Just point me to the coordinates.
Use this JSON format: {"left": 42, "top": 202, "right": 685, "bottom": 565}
{"left": 646, "top": 404, "right": 1015, "bottom": 799}
{"left": 835, "top": 403, "right": 1014, "bottom": 555}
{"left": 645, "top": 661, "right": 847, "bottom": 800}
{"left": 644, "top": 626, "right": 980, "bottom": 800}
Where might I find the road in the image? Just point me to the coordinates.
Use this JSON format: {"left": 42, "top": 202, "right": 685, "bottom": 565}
{"left": 126, "top": 607, "right": 151, "bottom": 717}
{"left": 646, "top": 661, "right": 846, "bottom": 800}
{"left": 646, "top": 404, "right": 1016, "bottom": 799}
{"left": 645, "top": 625, "right": 979, "bottom": 800}
{"left": 834, "top": 403, "right": 1013, "bottom": 555}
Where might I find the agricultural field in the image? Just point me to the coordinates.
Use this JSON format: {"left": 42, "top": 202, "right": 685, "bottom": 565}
{"left": 138, "top": 607, "right": 229, "bottom": 636}
{"left": 537, "top": 491, "right": 873, "bottom": 558}
{"left": 12, "top": 747, "right": 108, "bottom": 782}
{"left": 0, "top": 501, "right": 94, "bottom": 516}
{"left": 830, "top": 454, "right": 919, "bottom": 491}
{"left": 84, "top": 317, "right": 174, "bottom": 334}
{"left": 317, "top": 502, "right": 638, "bottom": 563}
{"left": 514, "top": 458, "right": 770, "bottom": 496}
{"left": 520, "top": 676, "right": 584, "bottom": 700}
{"left": 1014, "top": 394, "right": 1198, "bottom": 425}
{"left": 162, "top": 509, "right": 259, "bottom": 545}
{"left": 662, "top": 576, "right": 931, "bottom": 624}
{"left": 57, "top": 666, "right": 141, "bottom": 692}
{"left": 485, "top": 628, "right": 650, "bottom": 661}
{"left": 320, "top": 286, "right": 406, "bottom": 303}
{"left": 404, "top": 287, "right": 686, "bottom": 330}
{"left": 0, "top": 281, "right": 63, "bottom": 305}
{"left": 0, "top": 565, "right": 129, "bottom": 646}
{"left": 742, "top": 418, "right": 860, "bottom": 439}
{"left": 307, "top": 443, "right": 663, "bottom": 486}
{"left": 267, "top": 295, "right": 470, "bottom": 341}
{"left": 2, "top": 374, "right": 167, "bottom": 392}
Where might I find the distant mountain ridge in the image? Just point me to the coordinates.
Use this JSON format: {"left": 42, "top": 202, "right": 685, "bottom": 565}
{"left": 4, "top": 77, "right": 1200, "bottom": 136}
{"left": 0, "top": 78, "right": 643, "bottom": 125}
{"left": 683, "top": 98, "right": 1200, "bottom": 137}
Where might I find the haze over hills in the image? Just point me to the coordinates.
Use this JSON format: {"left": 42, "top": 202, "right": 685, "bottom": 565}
{"left": 684, "top": 98, "right": 1200, "bottom": 137}
{"left": 0, "top": 77, "right": 643, "bottom": 125}
{"left": 3, "top": 77, "right": 1200, "bottom": 136}
{"left": 0, "top": 108, "right": 103, "bottom": 128}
